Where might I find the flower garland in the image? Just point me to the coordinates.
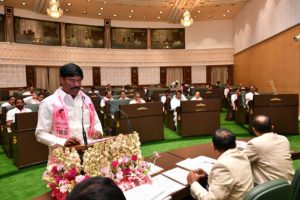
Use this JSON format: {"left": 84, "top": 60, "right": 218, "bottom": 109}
{"left": 43, "top": 132, "right": 151, "bottom": 200}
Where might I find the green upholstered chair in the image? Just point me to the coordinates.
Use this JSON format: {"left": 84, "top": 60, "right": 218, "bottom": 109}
{"left": 292, "top": 166, "right": 300, "bottom": 200}
{"left": 243, "top": 179, "right": 292, "bottom": 200}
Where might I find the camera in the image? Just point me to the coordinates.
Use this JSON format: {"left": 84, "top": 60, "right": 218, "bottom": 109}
{"left": 294, "top": 34, "right": 300, "bottom": 42}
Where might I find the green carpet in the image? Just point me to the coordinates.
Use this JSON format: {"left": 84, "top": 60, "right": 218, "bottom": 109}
{"left": 0, "top": 113, "right": 300, "bottom": 200}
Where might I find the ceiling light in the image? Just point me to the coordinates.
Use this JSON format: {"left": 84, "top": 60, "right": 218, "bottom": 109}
{"left": 129, "top": 15, "right": 132, "bottom": 18}
{"left": 82, "top": 11, "right": 87, "bottom": 14}
{"left": 66, "top": 3, "right": 72, "bottom": 6}
{"left": 197, "top": 10, "right": 201, "bottom": 13}
{"left": 208, "top": 15, "right": 212, "bottom": 19}
{"left": 223, "top": 14, "right": 226, "bottom": 17}
{"left": 65, "top": 9, "right": 70, "bottom": 12}
{"left": 21, "top": 2, "right": 27, "bottom": 6}
{"left": 47, "top": 0, "right": 63, "bottom": 19}
{"left": 97, "top": 13, "right": 102, "bottom": 16}
{"left": 181, "top": 10, "right": 193, "bottom": 27}
{"left": 130, "top": 9, "right": 134, "bottom": 13}
{"left": 0, "top": 0, "right": 5, "bottom": 2}
{"left": 100, "top": 7, "right": 104, "bottom": 10}
{"left": 226, "top": 10, "right": 230, "bottom": 13}
{"left": 159, "top": 11, "right": 163, "bottom": 14}
{"left": 113, "top": 14, "right": 117, "bottom": 17}
{"left": 157, "top": 16, "right": 160, "bottom": 19}
{"left": 103, "top": 1, "right": 107, "bottom": 3}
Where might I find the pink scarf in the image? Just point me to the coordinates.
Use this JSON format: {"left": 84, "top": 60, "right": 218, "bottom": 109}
{"left": 52, "top": 89, "right": 95, "bottom": 139}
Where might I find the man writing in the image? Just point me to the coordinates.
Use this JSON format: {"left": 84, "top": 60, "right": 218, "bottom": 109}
{"left": 244, "top": 115, "right": 294, "bottom": 184}
{"left": 187, "top": 128, "right": 253, "bottom": 200}
{"left": 35, "top": 63, "right": 103, "bottom": 162}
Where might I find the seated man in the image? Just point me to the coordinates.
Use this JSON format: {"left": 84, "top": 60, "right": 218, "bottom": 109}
{"left": 244, "top": 115, "right": 294, "bottom": 185}
{"left": 191, "top": 91, "right": 203, "bottom": 101}
{"left": 160, "top": 90, "right": 170, "bottom": 104}
{"left": 1, "top": 95, "right": 16, "bottom": 108}
{"left": 129, "top": 92, "right": 145, "bottom": 104}
{"left": 23, "top": 93, "right": 44, "bottom": 104}
{"left": 187, "top": 128, "right": 253, "bottom": 200}
{"left": 22, "top": 86, "right": 36, "bottom": 96}
{"left": 100, "top": 90, "right": 114, "bottom": 107}
{"left": 6, "top": 97, "right": 32, "bottom": 126}
{"left": 67, "top": 176, "right": 126, "bottom": 200}
{"left": 119, "top": 91, "right": 129, "bottom": 100}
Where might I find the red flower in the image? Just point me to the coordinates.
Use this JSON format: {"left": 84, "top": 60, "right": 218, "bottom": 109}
{"left": 123, "top": 168, "right": 131, "bottom": 175}
{"left": 112, "top": 160, "right": 119, "bottom": 167}
{"left": 65, "top": 168, "right": 77, "bottom": 181}
{"left": 51, "top": 166, "right": 58, "bottom": 174}
{"left": 131, "top": 155, "right": 138, "bottom": 161}
{"left": 55, "top": 177, "right": 62, "bottom": 184}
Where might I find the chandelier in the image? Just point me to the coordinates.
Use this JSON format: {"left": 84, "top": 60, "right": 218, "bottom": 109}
{"left": 181, "top": 10, "right": 193, "bottom": 27}
{"left": 47, "top": 0, "right": 63, "bottom": 18}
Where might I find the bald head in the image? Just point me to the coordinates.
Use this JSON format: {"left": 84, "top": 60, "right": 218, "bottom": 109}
{"left": 252, "top": 115, "right": 273, "bottom": 134}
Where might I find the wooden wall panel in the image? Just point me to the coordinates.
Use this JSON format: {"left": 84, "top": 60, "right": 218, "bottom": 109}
{"left": 234, "top": 24, "right": 300, "bottom": 113}
{"left": 131, "top": 67, "right": 138, "bottom": 86}
{"left": 92, "top": 67, "right": 101, "bottom": 86}
{"left": 183, "top": 66, "right": 191, "bottom": 84}
{"left": 160, "top": 67, "right": 166, "bottom": 86}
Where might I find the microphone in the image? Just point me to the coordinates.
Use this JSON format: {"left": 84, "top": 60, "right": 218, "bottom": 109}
{"left": 81, "top": 96, "right": 88, "bottom": 147}
{"left": 94, "top": 93, "right": 133, "bottom": 133}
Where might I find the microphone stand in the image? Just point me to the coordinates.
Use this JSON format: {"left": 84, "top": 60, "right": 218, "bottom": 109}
{"left": 81, "top": 96, "right": 88, "bottom": 147}
{"left": 95, "top": 93, "right": 133, "bottom": 134}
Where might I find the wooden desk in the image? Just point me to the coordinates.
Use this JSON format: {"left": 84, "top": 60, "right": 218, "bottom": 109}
{"left": 13, "top": 112, "right": 48, "bottom": 168}
{"left": 177, "top": 99, "right": 220, "bottom": 137}
{"left": 249, "top": 94, "right": 299, "bottom": 135}
{"left": 116, "top": 102, "right": 164, "bottom": 142}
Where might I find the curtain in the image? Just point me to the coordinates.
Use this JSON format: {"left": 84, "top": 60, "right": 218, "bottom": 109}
{"left": 211, "top": 66, "right": 228, "bottom": 84}
{"left": 166, "top": 67, "right": 183, "bottom": 89}
{"left": 35, "top": 67, "right": 49, "bottom": 91}
{"left": 48, "top": 67, "right": 60, "bottom": 93}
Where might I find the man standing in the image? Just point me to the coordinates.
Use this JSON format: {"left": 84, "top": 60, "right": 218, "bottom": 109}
{"left": 35, "top": 63, "right": 103, "bottom": 162}
{"left": 187, "top": 128, "right": 253, "bottom": 200}
{"left": 6, "top": 97, "right": 32, "bottom": 126}
{"left": 244, "top": 115, "right": 294, "bottom": 184}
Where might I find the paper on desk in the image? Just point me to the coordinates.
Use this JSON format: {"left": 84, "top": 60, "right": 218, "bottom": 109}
{"left": 148, "top": 162, "right": 164, "bottom": 176}
{"left": 176, "top": 156, "right": 216, "bottom": 174}
{"left": 162, "top": 167, "right": 189, "bottom": 185}
{"left": 236, "top": 140, "right": 248, "bottom": 151}
{"left": 124, "top": 174, "right": 185, "bottom": 200}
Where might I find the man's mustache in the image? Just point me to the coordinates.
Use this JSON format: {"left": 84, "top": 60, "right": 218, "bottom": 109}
{"left": 71, "top": 86, "right": 81, "bottom": 90}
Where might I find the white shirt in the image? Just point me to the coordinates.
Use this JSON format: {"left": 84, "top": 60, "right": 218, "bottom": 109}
{"left": 6, "top": 107, "right": 32, "bottom": 123}
{"left": 23, "top": 91, "right": 35, "bottom": 96}
{"left": 1, "top": 102, "right": 13, "bottom": 107}
{"left": 170, "top": 95, "right": 187, "bottom": 110}
{"left": 231, "top": 93, "right": 238, "bottom": 109}
{"left": 119, "top": 97, "right": 129, "bottom": 100}
{"left": 224, "top": 88, "right": 230, "bottom": 97}
{"left": 245, "top": 92, "right": 259, "bottom": 105}
{"left": 100, "top": 97, "right": 114, "bottom": 107}
{"left": 23, "top": 96, "right": 41, "bottom": 104}
{"left": 191, "top": 96, "right": 203, "bottom": 101}
{"left": 129, "top": 99, "right": 146, "bottom": 104}
{"left": 161, "top": 96, "right": 167, "bottom": 104}
{"left": 35, "top": 88, "right": 103, "bottom": 156}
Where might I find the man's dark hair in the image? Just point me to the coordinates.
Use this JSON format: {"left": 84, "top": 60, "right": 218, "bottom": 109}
{"left": 252, "top": 115, "right": 273, "bottom": 133}
{"left": 8, "top": 95, "right": 15, "bottom": 100}
{"left": 15, "top": 97, "right": 24, "bottom": 104}
{"left": 212, "top": 128, "right": 236, "bottom": 152}
{"left": 60, "top": 63, "right": 83, "bottom": 79}
{"left": 67, "top": 176, "right": 126, "bottom": 200}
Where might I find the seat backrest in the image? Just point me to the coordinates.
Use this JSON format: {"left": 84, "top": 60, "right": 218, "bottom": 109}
{"left": 292, "top": 166, "right": 300, "bottom": 200}
{"left": 243, "top": 179, "right": 292, "bottom": 200}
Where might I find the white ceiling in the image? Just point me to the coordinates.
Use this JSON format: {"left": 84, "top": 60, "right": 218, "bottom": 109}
{"left": 0, "top": 0, "right": 248, "bottom": 23}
